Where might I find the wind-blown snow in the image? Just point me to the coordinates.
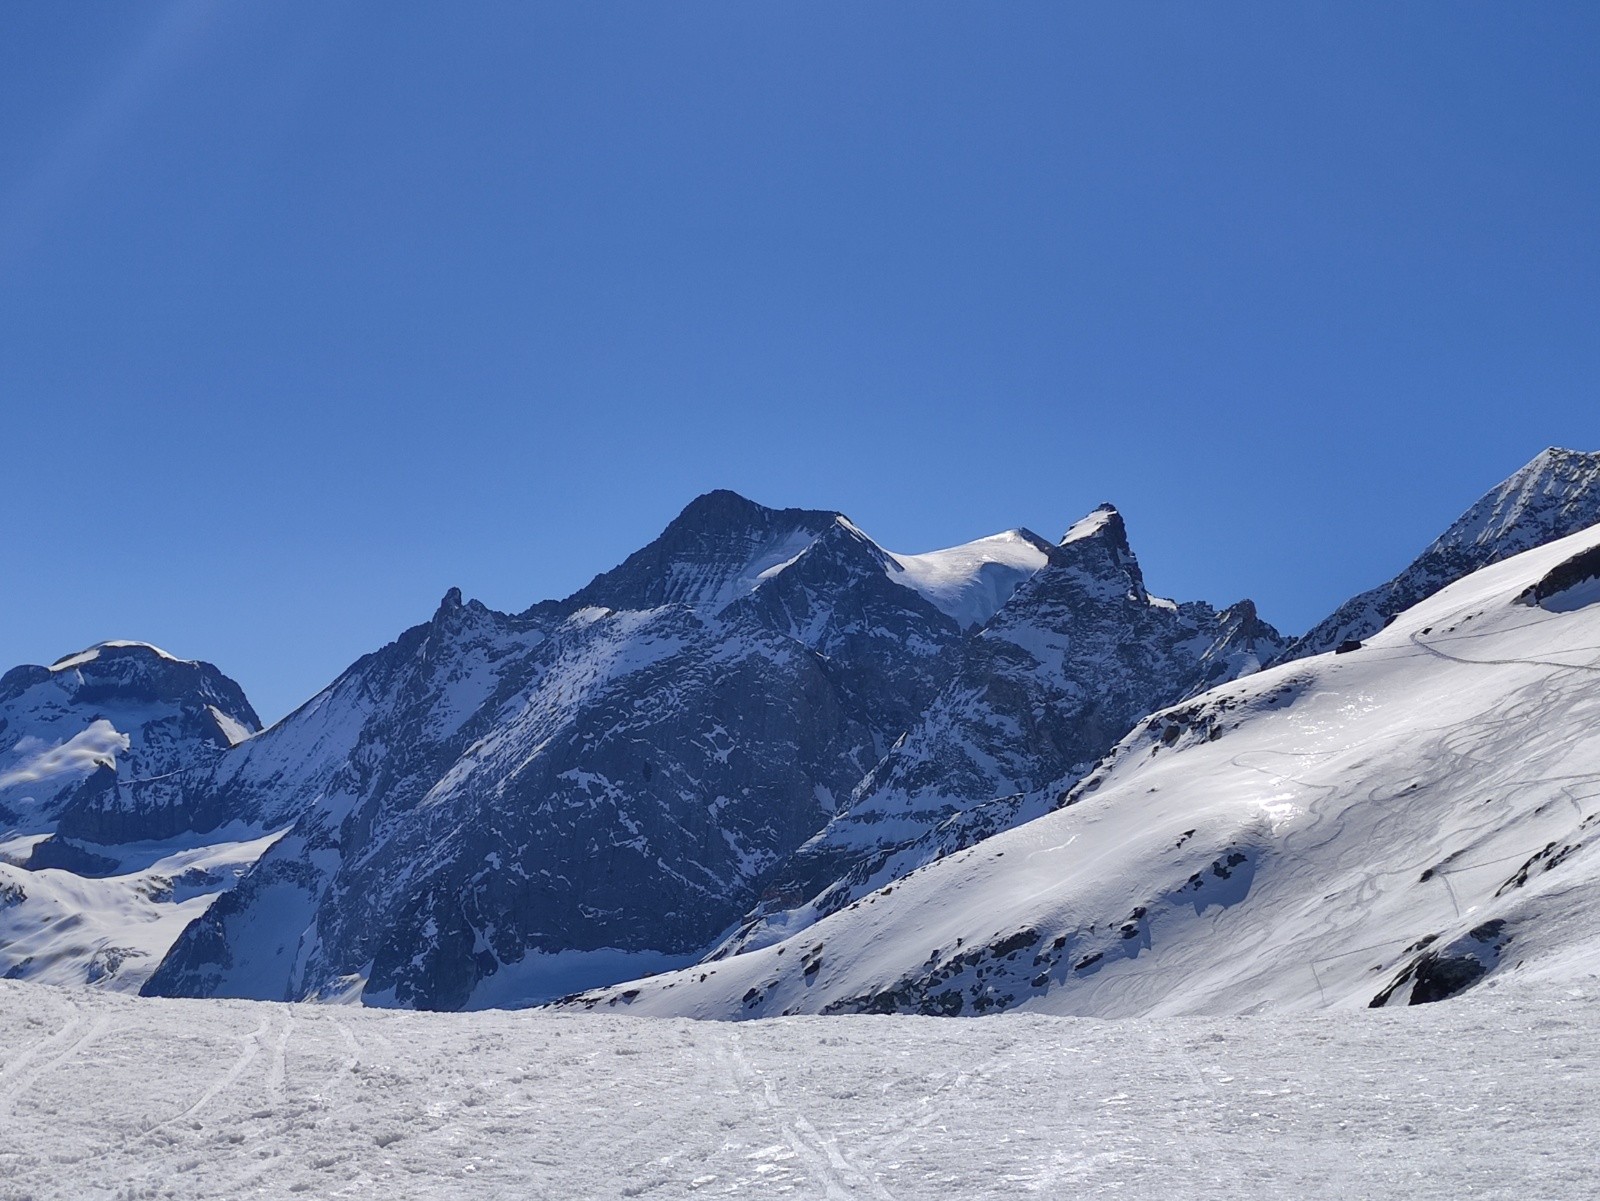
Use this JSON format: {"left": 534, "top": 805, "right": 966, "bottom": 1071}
{"left": 0, "top": 978, "right": 1593, "bottom": 1199}
{"left": 1061, "top": 506, "right": 1118, "bottom": 544}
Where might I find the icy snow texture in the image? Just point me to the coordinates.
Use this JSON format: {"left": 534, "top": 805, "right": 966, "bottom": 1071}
{"left": 0, "top": 978, "right": 1596, "bottom": 1200}
{"left": 574, "top": 521, "right": 1600, "bottom": 1020}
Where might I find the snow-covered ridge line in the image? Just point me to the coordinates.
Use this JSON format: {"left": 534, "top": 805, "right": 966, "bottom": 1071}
{"left": 48, "top": 640, "right": 187, "bottom": 671}
{"left": 885, "top": 528, "right": 1054, "bottom": 630}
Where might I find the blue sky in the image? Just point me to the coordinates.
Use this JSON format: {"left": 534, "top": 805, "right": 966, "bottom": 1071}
{"left": 4, "top": 2, "right": 1597, "bottom": 722}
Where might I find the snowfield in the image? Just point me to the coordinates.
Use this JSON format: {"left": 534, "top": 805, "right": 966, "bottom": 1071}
{"left": 0, "top": 978, "right": 1596, "bottom": 1200}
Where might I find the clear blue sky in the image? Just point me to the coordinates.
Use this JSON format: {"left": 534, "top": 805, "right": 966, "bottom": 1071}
{"left": 4, "top": 2, "right": 1597, "bottom": 723}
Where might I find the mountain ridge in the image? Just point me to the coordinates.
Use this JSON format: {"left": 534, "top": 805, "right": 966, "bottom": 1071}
{"left": 5, "top": 454, "right": 1599, "bottom": 1011}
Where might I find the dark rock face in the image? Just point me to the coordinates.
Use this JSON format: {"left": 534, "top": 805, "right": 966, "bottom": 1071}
{"left": 1285, "top": 447, "right": 1600, "bottom": 660}
{"left": 1370, "top": 920, "right": 1513, "bottom": 1007}
{"left": 146, "top": 494, "right": 987, "bottom": 1009}
{"left": 713, "top": 505, "right": 1289, "bottom": 957}
{"left": 21, "top": 835, "right": 120, "bottom": 876}
{"left": 0, "top": 642, "right": 262, "bottom": 844}
{"left": 1519, "top": 541, "right": 1600, "bottom": 611}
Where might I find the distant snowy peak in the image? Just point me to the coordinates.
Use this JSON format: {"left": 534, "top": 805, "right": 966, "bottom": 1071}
{"left": 885, "top": 528, "right": 1054, "bottom": 630}
{"left": 1287, "top": 447, "right": 1600, "bottom": 659}
{"left": 0, "top": 641, "right": 262, "bottom": 839}
{"left": 564, "top": 488, "right": 1054, "bottom": 632}
{"left": 47, "top": 640, "right": 186, "bottom": 672}
{"left": 3, "top": 641, "right": 260, "bottom": 739}
{"left": 564, "top": 490, "right": 842, "bottom": 614}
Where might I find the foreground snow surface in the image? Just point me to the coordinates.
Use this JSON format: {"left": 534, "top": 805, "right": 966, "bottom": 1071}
{"left": 1, "top": 981, "right": 1596, "bottom": 1200}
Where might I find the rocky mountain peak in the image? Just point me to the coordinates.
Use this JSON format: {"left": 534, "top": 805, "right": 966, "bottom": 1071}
{"left": 1284, "top": 447, "right": 1600, "bottom": 660}
{"left": 1053, "top": 503, "right": 1146, "bottom": 602}
{"left": 564, "top": 491, "right": 842, "bottom": 614}
{"left": 1433, "top": 446, "right": 1600, "bottom": 555}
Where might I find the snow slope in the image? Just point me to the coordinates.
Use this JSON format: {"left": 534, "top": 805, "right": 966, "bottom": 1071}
{"left": 0, "top": 827, "right": 286, "bottom": 990}
{"left": 0, "top": 977, "right": 1595, "bottom": 1200}
{"left": 885, "top": 528, "right": 1053, "bottom": 629}
{"left": 573, "top": 520, "right": 1600, "bottom": 1020}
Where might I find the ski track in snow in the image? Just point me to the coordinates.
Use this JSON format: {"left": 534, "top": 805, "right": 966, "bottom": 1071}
{"left": 722, "top": 1029, "right": 897, "bottom": 1200}
{"left": 0, "top": 999, "right": 113, "bottom": 1122}
{"left": 1, "top": 980, "right": 1597, "bottom": 1199}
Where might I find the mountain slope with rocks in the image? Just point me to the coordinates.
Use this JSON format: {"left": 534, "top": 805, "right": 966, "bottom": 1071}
{"left": 714, "top": 504, "right": 1289, "bottom": 957}
{"left": 569, "top": 520, "right": 1600, "bottom": 1020}
{"left": 142, "top": 493, "right": 1068, "bottom": 1009}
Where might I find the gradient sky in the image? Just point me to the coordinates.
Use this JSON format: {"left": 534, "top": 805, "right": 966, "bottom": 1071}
{"left": 4, "top": 2, "right": 1598, "bottom": 723}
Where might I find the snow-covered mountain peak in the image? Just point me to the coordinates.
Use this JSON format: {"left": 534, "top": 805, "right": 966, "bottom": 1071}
{"left": 1061, "top": 502, "right": 1123, "bottom": 544}
{"left": 884, "top": 528, "right": 1053, "bottom": 630}
{"left": 47, "top": 640, "right": 187, "bottom": 673}
{"left": 13, "top": 641, "right": 260, "bottom": 731}
{"left": 565, "top": 490, "right": 843, "bottom": 614}
{"left": 1429, "top": 446, "right": 1600, "bottom": 556}
{"left": 0, "top": 641, "right": 263, "bottom": 846}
